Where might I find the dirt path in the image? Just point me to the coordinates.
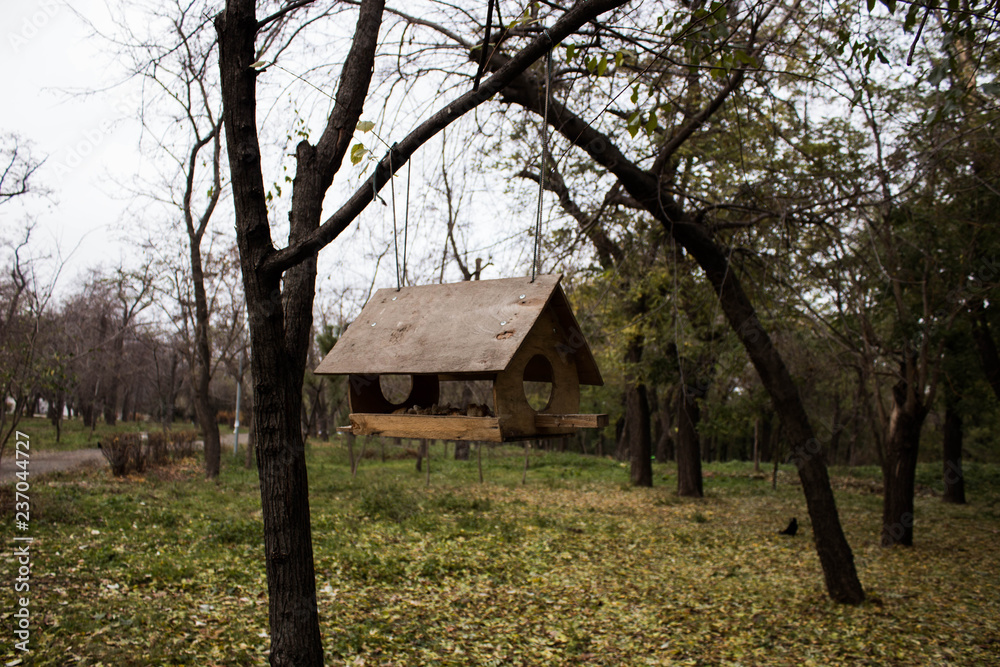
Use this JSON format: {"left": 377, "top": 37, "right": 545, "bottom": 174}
{"left": 0, "top": 448, "right": 107, "bottom": 484}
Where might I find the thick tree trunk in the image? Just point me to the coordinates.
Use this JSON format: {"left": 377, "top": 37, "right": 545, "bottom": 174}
{"left": 217, "top": 3, "right": 330, "bottom": 662}
{"left": 676, "top": 384, "right": 703, "bottom": 497}
{"left": 942, "top": 401, "right": 966, "bottom": 505}
{"left": 454, "top": 440, "right": 471, "bottom": 460}
{"left": 881, "top": 382, "right": 928, "bottom": 547}
{"left": 626, "top": 382, "right": 652, "bottom": 486}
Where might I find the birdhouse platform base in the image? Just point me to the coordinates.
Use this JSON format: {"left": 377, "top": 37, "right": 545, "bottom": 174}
{"left": 337, "top": 413, "right": 608, "bottom": 442}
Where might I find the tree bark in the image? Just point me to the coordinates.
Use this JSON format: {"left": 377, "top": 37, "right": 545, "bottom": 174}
{"left": 942, "top": 400, "right": 966, "bottom": 505}
{"left": 676, "top": 383, "right": 703, "bottom": 497}
{"left": 625, "top": 335, "right": 653, "bottom": 486}
{"left": 881, "top": 379, "right": 928, "bottom": 547}
{"left": 655, "top": 386, "right": 673, "bottom": 462}
{"left": 217, "top": 0, "right": 356, "bottom": 661}
{"left": 191, "top": 240, "right": 222, "bottom": 478}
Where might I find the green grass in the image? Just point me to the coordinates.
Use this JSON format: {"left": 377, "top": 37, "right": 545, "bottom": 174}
{"left": 2, "top": 443, "right": 999, "bottom": 666}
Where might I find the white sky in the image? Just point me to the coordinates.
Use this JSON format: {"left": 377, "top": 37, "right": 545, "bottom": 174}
{"left": 2, "top": 0, "right": 145, "bottom": 288}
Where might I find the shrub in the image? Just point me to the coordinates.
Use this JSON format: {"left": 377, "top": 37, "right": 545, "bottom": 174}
{"left": 146, "top": 432, "right": 169, "bottom": 466}
{"left": 168, "top": 430, "right": 199, "bottom": 460}
{"left": 99, "top": 433, "right": 144, "bottom": 477}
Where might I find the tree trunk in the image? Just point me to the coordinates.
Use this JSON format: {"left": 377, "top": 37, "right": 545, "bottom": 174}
{"left": 753, "top": 416, "right": 760, "bottom": 472}
{"left": 971, "top": 304, "right": 1000, "bottom": 402}
{"left": 942, "top": 401, "right": 966, "bottom": 505}
{"left": 656, "top": 387, "right": 674, "bottom": 462}
{"left": 676, "top": 384, "right": 703, "bottom": 497}
{"left": 48, "top": 392, "right": 64, "bottom": 443}
{"left": 454, "top": 440, "right": 471, "bottom": 460}
{"left": 881, "top": 381, "right": 928, "bottom": 547}
{"left": 190, "top": 241, "right": 222, "bottom": 478}
{"left": 828, "top": 393, "right": 842, "bottom": 465}
{"left": 217, "top": 2, "right": 334, "bottom": 661}
{"left": 622, "top": 327, "right": 653, "bottom": 486}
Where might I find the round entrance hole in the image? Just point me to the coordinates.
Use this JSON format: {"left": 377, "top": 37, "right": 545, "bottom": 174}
{"left": 522, "top": 354, "right": 554, "bottom": 412}
{"left": 379, "top": 374, "right": 414, "bottom": 405}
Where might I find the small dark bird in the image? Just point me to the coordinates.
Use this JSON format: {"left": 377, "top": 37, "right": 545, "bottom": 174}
{"left": 778, "top": 518, "right": 798, "bottom": 536}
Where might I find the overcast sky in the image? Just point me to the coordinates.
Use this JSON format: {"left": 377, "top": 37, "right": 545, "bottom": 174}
{"left": 2, "top": 0, "right": 147, "bottom": 286}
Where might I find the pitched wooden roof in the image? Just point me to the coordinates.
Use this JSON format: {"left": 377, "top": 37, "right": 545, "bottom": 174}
{"left": 315, "top": 274, "right": 603, "bottom": 385}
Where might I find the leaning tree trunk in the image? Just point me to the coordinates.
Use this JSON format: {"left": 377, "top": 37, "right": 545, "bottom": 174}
{"left": 941, "top": 400, "right": 966, "bottom": 505}
{"left": 496, "top": 57, "right": 864, "bottom": 603}
{"left": 881, "top": 382, "right": 928, "bottom": 547}
{"left": 675, "top": 383, "right": 703, "bottom": 497}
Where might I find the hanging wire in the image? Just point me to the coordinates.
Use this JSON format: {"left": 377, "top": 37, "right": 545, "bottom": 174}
{"left": 389, "top": 150, "right": 401, "bottom": 291}
{"left": 532, "top": 45, "right": 553, "bottom": 283}
{"left": 403, "top": 159, "right": 411, "bottom": 288}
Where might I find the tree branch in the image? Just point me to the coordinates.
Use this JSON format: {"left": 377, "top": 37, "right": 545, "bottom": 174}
{"left": 257, "top": 0, "right": 318, "bottom": 30}
{"left": 261, "top": 0, "right": 633, "bottom": 275}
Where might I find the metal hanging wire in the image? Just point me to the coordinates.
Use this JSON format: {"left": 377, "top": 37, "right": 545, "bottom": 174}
{"left": 388, "top": 148, "right": 411, "bottom": 292}
{"left": 403, "top": 159, "right": 411, "bottom": 287}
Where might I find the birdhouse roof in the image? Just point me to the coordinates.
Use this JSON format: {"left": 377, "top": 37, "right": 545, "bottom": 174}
{"left": 315, "top": 274, "right": 603, "bottom": 385}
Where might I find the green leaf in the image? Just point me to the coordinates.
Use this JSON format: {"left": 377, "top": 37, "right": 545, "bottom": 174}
{"left": 631, "top": 85, "right": 639, "bottom": 104}
{"left": 565, "top": 44, "right": 576, "bottom": 61}
{"left": 356, "top": 120, "right": 375, "bottom": 133}
{"left": 644, "top": 112, "right": 658, "bottom": 135}
{"left": 597, "top": 55, "right": 608, "bottom": 76}
{"left": 350, "top": 142, "right": 368, "bottom": 165}
{"left": 866, "top": 0, "right": 876, "bottom": 12}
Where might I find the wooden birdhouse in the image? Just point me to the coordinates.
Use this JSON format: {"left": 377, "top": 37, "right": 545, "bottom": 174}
{"left": 315, "top": 274, "right": 607, "bottom": 442}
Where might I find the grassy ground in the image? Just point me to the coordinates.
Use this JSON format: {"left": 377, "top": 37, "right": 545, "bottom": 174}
{"left": 1, "top": 441, "right": 999, "bottom": 666}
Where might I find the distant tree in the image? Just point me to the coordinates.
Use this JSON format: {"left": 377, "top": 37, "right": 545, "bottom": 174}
{"left": 0, "top": 229, "right": 64, "bottom": 461}
{"left": 103, "top": 0, "right": 230, "bottom": 477}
